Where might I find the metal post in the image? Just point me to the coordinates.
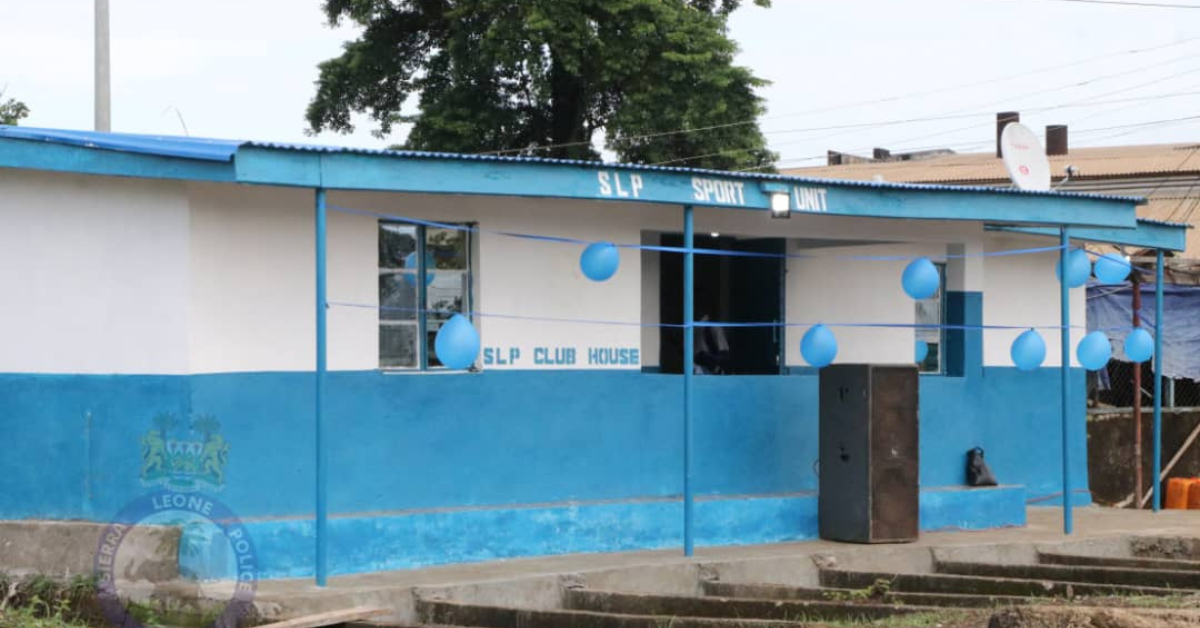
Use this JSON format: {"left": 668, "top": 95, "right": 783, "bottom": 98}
{"left": 417, "top": 233, "right": 429, "bottom": 369}
{"left": 1132, "top": 271, "right": 1143, "bottom": 507}
{"left": 1153, "top": 249, "right": 1165, "bottom": 512}
{"left": 315, "top": 188, "right": 329, "bottom": 586}
{"left": 683, "top": 205, "right": 695, "bottom": 557}
{"left": 94, "top": 0, "right": 111, "bottom": 132}
{"left": 1059, "top": 228, "right": 1073, "bottom": 534}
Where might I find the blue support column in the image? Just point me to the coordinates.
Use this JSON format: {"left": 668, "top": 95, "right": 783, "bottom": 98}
{"left": 682, "top": 205, "right": 695, "bottom": 556}
{"left": 1059, "top": 228, "right": 1073, "bottom": 535}
{"left": 1153, "top": 249, "right": 1165, "bottom": 512}
{"left": 417, "top": 232, "right": 429, "bottom": 370}
{"left": 314, "top": 188, "right": 329, "bottom": 586}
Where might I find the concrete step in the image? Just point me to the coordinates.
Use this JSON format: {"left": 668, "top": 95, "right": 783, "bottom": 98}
{"left": 564, "top": 588, "right": 930, "bottom": 622}
{"left": 416, "top": 599, "right": 824, "bottom": 628}
{"left": 1039, "top": 552, "right": 1200, "bottom": 572}
{"left": 702, "top": 580, "right": 1034, "bottom": 608}
{"left": 820, "top": 568, "right": 1189, "bottom": 598}
{"left": 936, "top": 560, "right": 1200, "bottom": 590}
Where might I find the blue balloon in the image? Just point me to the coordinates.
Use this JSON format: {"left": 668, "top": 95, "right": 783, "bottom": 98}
{"left": 1093, "top": 253, "right": 1131, "bottom": 285}
{"left": 801, "top": 324, "right": 838, "bottom": 368}
{"left": 915, "top": 340, "right": 929, "bottom": 364}
{"left": 1124, "top": 328, "right": 1154, "bottom": 363}
{"left": 902, "top": 257, "right": 940, "bottom": 300}
{"left": 580, "top": 242, "right": 619, "bottom": 282}
{"left": 434, "top": 314, "right": 481, "bottom": 370}
{"left": 1010, "top": 329, "right": 1047, "bottom": 372}
{"left": 403, "top": 251, "right": 436, "bottom": 286}
{"left": 1076, "top": 331, "right": 1113, "bottom": 372}
{"left": 1056, "top": 248, "right": 1092, "bottom": 289}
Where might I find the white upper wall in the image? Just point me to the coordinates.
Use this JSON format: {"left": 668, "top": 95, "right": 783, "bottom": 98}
{"left": 982, "top": 232, "right": 1087, "bottom": 368}
{"left": 331, "top": 191, "right": 645, "bottom": 372}
{"left": 785, "top": 242, "right": 950, "bottom": 367}
{"left": 188, "top": 183, "right": 378, "bottom": 373}
{"left": 0, "top": 171, "right": 191, "bottom": 374}
{"left": 0, "top": 169, "right": 1095, "bottom": 375}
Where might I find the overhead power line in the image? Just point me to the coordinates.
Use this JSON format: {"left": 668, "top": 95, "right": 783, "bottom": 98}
{"left": 653, "top": 87, "right": 1200, "bottom": 167}
{"left": 738, "top": 114, "right": 1200, "bottom": 172}
{"left": 477, "top": 35, "right": 1200, "bottom": 156}
{"left": 1001, "top": 0, "right": 1200, "bottom": 8}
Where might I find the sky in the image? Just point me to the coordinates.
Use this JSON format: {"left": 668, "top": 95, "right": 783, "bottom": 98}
{"left": 2, "top": 0, "right": 1199, "bottom": 170}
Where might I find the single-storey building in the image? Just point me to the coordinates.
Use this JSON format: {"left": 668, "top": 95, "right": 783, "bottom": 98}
{"left": 0, "top": 126, "right": 1187, "bottom": 582}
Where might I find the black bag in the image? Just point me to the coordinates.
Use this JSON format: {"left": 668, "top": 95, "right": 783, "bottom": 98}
{"left": 966, "top": 447, "right": 998, "bottom": 487}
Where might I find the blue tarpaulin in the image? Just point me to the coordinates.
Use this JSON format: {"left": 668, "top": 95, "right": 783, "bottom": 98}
{"left": 1088, "top": 281, "right": 1200, "bottom": 381}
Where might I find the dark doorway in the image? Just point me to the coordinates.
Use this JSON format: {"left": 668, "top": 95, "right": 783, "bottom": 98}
{"left": 659, "top": 234, "right": 785, "bottom": 375}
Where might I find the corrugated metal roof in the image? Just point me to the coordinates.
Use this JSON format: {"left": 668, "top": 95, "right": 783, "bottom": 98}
{"left": 787, "top": 143, "right": 1200, "bottom": 184}
{"left": 1138, "top": 199, "right": 1200, "bottom": 253}
{"left": 239, "top": 141, "right": 1146, "bottom": 202}
{"left": 1138, "top": 217, "right": 1193, "bottom": 229}
{"left": 0, "top": 125, "right": 1145, "bottom": 202}
{"left": 0, "top": 125, "right": 243, "bottom": 162}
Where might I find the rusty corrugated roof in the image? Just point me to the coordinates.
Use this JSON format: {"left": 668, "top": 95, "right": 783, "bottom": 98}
{"left": 787, "top": 143, "right": 1200, "bottom": 184}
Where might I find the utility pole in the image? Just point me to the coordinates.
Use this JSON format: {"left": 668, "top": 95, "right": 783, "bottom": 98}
{"left": 95, "top": 0, "right": 111, "bottom": 132}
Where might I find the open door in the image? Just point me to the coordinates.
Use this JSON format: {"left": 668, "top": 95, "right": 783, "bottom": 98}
{"left": 659, "top": 234, "right": 785, "bottom": 375}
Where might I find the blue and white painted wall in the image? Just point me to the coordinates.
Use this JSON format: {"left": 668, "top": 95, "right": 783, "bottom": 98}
{"left": 0, "top": 167, "right": 1088, "bottom": 579}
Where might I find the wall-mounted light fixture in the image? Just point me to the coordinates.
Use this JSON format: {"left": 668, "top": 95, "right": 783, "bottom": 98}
{"left": 760, "top": 182, "right": 792, "bottom": 219}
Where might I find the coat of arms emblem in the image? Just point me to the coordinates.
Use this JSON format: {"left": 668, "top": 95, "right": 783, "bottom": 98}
{"left": 140, "top": 413, "right": 230, "bottom": 492}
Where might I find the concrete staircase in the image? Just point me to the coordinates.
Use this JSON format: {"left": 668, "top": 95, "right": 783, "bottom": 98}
{"left": 393, "top": 547, "right": 1200, "bottom": 628}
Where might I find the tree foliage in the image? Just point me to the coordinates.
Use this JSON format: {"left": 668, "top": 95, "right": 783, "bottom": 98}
{"left": 307, "top": 0, "right": 775, "bottom": 171}
{"left": 0, "top": 91, "right": 29, "bottom": 126}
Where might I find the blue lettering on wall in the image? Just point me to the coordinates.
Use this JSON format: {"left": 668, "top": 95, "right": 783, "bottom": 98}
{"left": 488, "top": 347, "right": 641, "bottom": 367}
{"left": 534, "top": 347, "right": 576, "bottom": 366}
{"left": 587, "top": 348, "right": 641, "bottom": 366}
{"left": 483, "top": 347, "right": 521, "bottom": 366}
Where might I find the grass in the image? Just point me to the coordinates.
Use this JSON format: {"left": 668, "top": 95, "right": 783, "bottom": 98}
{"left": 0, "top": 590, "right": 93, "bottom": 628}
{"left": 0, "top": 607, "right": 91, "bottom": 628}
{"left": 125, "top": 599, "right": 228, "bottom": 628}
{"left": 0, "top": 573, "right": 103, "bottom": 628}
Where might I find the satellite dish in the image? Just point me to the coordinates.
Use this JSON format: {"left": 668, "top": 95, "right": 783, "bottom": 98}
{"left": 1000, "top": 123, "right": 1051, "bottom": 191}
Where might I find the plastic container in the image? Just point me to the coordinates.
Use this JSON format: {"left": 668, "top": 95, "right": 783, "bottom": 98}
{"left": 1165, "top": 477, "right": 1194, "bottom": 510}
{"left": 1189, "top": 480, "right": 1200, "bottom": 510}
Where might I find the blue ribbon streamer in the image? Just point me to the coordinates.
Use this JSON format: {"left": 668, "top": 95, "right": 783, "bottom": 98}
{"left": 330, "top": 204, "right": 1067, "bottom": 262}
{"left": 332, "top": 301, "right": 1140, "bottom": 332}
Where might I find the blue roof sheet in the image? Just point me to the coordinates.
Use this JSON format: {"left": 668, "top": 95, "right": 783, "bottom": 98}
{"left": 1137, "top": 217, "right": 1194, "bottom": 229}
{"left": 242, "top": 140, "right": 1148, "bottom": 203}
{"left": 0, "top": 125, "right": 242, "bottom": 162}
{"left": 0, "top": 125, "right": 1147, "bottom": 203}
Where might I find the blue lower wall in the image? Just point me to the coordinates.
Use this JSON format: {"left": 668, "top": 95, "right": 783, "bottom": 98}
{"left": 0, "top": 365, "right": 1086, "bottom": 577}
{"left": 183, "top": 486, "right": 1025, "bottom": 579}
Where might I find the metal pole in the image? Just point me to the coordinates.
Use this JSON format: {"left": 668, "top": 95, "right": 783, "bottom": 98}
{"left": 315, "top": 188, "right": 329, "bottom": 586}
{"left": 94, "top": 0, "right": 111, "bottom": 132}
{"left": 1059, "top": 228, "right": 1073, "bottom": 535}
{"left": 1132, "top": 271, "right": 1143, "bottom": 507}
{"left": 683, "top": 205, "right": 695, "bottom": 556}
{"left": 417, "top": 234, "right": 429, "bottom": 369}
{"left": 1153, "top": 250, "right": 1165, "bottom": 512}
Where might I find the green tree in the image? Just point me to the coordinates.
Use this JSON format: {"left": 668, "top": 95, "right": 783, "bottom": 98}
{"left": 307, "top": 0, "right": 775, "bottom": 171}
{"left": 0, "top": 90, "right": 29, "bottom": 126}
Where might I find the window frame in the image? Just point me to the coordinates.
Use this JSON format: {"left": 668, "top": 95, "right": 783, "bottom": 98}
{"left": 378, "top": 221, "right": 475, "bottom": 372}
{"left": 916, "top": 262, "right": 947, "bottom": 376}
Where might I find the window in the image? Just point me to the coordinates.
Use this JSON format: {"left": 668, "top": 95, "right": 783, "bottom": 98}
{"left": 378, "top": 222, "right": 473, "bottom": 369}
{"left": 915, "top": 263, "right": 946, "bottom": 374}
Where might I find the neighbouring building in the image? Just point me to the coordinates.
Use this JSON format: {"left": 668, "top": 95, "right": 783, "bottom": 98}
{"left": 796, "top": 113, "right": 1200, "bottom": 269}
